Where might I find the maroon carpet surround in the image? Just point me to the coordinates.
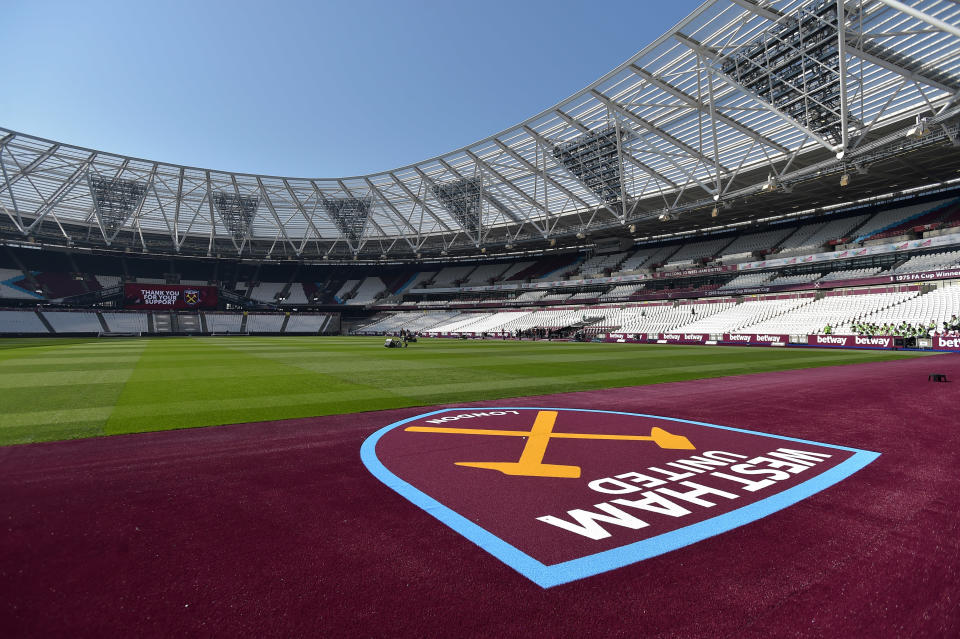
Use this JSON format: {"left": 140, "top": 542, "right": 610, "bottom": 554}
{"left": 1, "top": 355, "right": 958, "bottom": 638}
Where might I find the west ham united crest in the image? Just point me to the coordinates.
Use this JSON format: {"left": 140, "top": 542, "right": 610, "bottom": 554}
{"left": 361, "top": 407, "right": 878, "bottom": 587}
{"left": 183, "top": 289, "right": 201, "bottom": 306}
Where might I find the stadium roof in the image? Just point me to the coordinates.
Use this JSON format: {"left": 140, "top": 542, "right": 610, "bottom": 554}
{"left": 2, "top": 0, "right": 960, "bottom": 261}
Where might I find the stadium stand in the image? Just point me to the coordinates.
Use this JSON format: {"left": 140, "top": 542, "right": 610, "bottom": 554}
{"left": 578, "top": 252, "right": 629, "bottom": 276}
{"left": 741, "top": 291, "right": 919, "bottom": 335}
{"left": 429, "top": 265, "right": 475, "bottom": 288}
{"left": 350, "top": 277, "right": 387, "bottom": 304}
{"left": 854, "top": 199, "right": 953, "bottom": 242}
{"left": 671, "top": 298, "right": 814, "bottom": 333}
{"left": 245, "top": 314, "right": 286, "bottom": 333}
{"left": 718, "top": 228, "right": 793, "bottom": 259}
{"left": 599, "top": 284, "right": 644, "bottom": 299}
{"left": 775, "top": 215, "right": 869, "bottom": 255}
{"left": 661, "top": 238, "right": 731, "bottom": 268}
{"left": 719, "top": 273, "right": 773, "bottom": 289}
{"left": 334, "top": 280, "right": 360, "bottom": 303}
{"left": 820, "top": 267, "right": 885, "bottom": 281}
{"left": 101, "top": 312, "right": 149, "bottom": 334}
{"left": 891, "top": 249, "right": 960, "bottom": 274}
{"left": 498, "top": 262, "right": 535, "bottom": 281}
{"left": 43, "top": 311, "right": 102, "bottom": 334}
{"left": 0, "top": 310, "right": 48, "bottom": 333}
{"left": 249, "top": 282, "right": 286, "bottom": 303}
{"left": 205, "top": 312, "right": 245, "bottom": 333}
{"left": 285, "top": 284, "right": 309, "bottom": 305}
{"left": 616, "top": 303, "right": 735, "bottom": 333}
{"left": 621, "top": 244, "right": 681, "bottom": 272}
{"left": 769, "top": 273, "right": 821, "bottom": 286}
{"left": 513, "top": 291, "right": 548, "bottom": 302}
{"left": 842, "top": 284, "right": 960, "bottom": 332}
{"left": 461, "top": 263, "right": 511, "bottom": 285}
{"left": 284, "top": 314, "right": 330, "bottom": 334}
{"left": 94, "top": 274, "right": 122, "bottom": 289}
{"left": 0, "top": 268, "right": 40, "bottom": 299}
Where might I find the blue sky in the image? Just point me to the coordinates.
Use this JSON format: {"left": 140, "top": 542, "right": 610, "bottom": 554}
{"left": 1, "top": 0, "right": 703, "bottom": 177}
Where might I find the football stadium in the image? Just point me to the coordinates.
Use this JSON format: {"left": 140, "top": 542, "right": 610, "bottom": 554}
{"left": 2, "top": 1, "right": 960, "bottom": 636}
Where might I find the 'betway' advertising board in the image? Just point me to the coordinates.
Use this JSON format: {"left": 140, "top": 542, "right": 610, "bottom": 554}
{"left": 123, "top": 284, "right": 218, "bottom": 309}
{"left": 723, "top": 333, "right": 790, "bottom": 345}
{"left": 658, "top": 333, "right": 710, "bottom": 344}
{"left": 934, "top": 336, "right": 960, "bottom": 351}
{"left": 807, "top": 334, "right": 899, "bottom": 349}
{"left": 605, "top": 333, "right": 648, "bottom": 343}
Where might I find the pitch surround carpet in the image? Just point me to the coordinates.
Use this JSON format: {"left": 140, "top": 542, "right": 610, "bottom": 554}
{"left": 1, "top": 353, "right": 958, "bottom": 638}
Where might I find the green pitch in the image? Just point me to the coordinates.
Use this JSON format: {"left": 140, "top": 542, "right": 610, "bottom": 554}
{"left": 0, "top": 336, "right": 928, "bottom": 446}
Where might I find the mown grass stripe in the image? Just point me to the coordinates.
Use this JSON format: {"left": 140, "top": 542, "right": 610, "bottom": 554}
{"left": 0, "top": 335, "right": 930, "bottom": 446}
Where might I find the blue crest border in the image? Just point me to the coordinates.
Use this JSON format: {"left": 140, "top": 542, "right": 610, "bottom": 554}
{"left": 360, "top": 407, "right": 879, "bottom": 588}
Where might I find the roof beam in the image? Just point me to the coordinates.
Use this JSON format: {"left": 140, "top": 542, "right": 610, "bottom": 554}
{"left": 0, "top": 143, "right": 60, "bottom": 195}
{"left": 672, "top": 32, "right": 839, "bottom": 153}
{"left": 728, "top": 0, "right": 958, "bottom": 95}
{"left": 876, "top": 0, "right": 960, "bottom": 41}
{"left": 491, "top": 137, "right": 592, "bottom": 210}
{"left": 589, "top": 88, "right": 730, "bottom": 173}
{"left": 553, "top": 108, "right": 680, "bottom": 192}
{"left": 450, "top": 152, "right": 549, "bottom": 236}
{"left": 627, "top": 64, "right": 790, "bottom": 154}
{"left": 388, "top": 172, "right": 454, "bottom": 234}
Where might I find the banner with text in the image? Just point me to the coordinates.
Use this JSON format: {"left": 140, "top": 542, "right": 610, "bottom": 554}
{"left": 123, "top": 284, "right": 218, "bottom": 310}
{"left": 933, "top": 335, "right": 960, "bottom": 351}
{"left": 806, "top": 334, "right": 900, "bottom": 349}
{"left": 723, "top": 333, "right": 790, "bottom": 345}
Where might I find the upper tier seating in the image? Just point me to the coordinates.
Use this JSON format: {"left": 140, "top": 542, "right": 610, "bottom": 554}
{"left": 285, "top": 284, "right": 309, "bottom": 305}
{"left": 854, "top": 199, "right": 953, "bottom": 242}
{"left": 500, "top": 262, "right": 535, "bottom": 281}
{"left": 599, "top": 284, "right": 644, "bottom": 299}
{"left": 430, "top": 265, "right": 475, "bottom": 288}
{"left": 513, "top": 290, "right": 547, "bottom": 302}
{"left": 718, "top": 228, "right": 793, "bottom": 258}
{"left": 461, "top": 263, "right": 511, "bottom": 285}
{"left": 719, "top": 273, "right": 773, "bottom": 289}
{"left": 775, "top": 215, "right": 868, "bottom": 255}
{"left": 94, "top": 274, "right": 122, "bottom": 289}
{"left": 334, "top": 280, "right": 360, "bottom": 302}
{"left": 401, "top": 271, "right": 437, "bottom": 292}
{"left": 819, "top": 267, "right": 884, "bottom": 281}
{"left": 350, "top": 277, "right": 387, "bottom": 304}
{"left": 769, "top": 272, "right": 821, "bottom": 286}
{"left": 250, "top": 282, "right": 286, "bottom": 303}
{"left": 579, "top": 252, "right": 629, "bottom": 276}
{"left": 0, "top": 268, "right": 39, "bottom": 300}
{"left": 891, "top": 249, "right": 960, "bottom": 274}
{"left": 662, "top": 238, "right": 731, "bottom": 266}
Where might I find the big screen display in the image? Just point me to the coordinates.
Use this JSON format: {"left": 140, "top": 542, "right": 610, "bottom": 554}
{"left": 123, "top": 284, "right": 218, "bottom": 310}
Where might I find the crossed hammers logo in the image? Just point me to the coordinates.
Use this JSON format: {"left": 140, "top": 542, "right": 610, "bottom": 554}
{"left": 406, "top": 410, "right": 695, "bottom": 479}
